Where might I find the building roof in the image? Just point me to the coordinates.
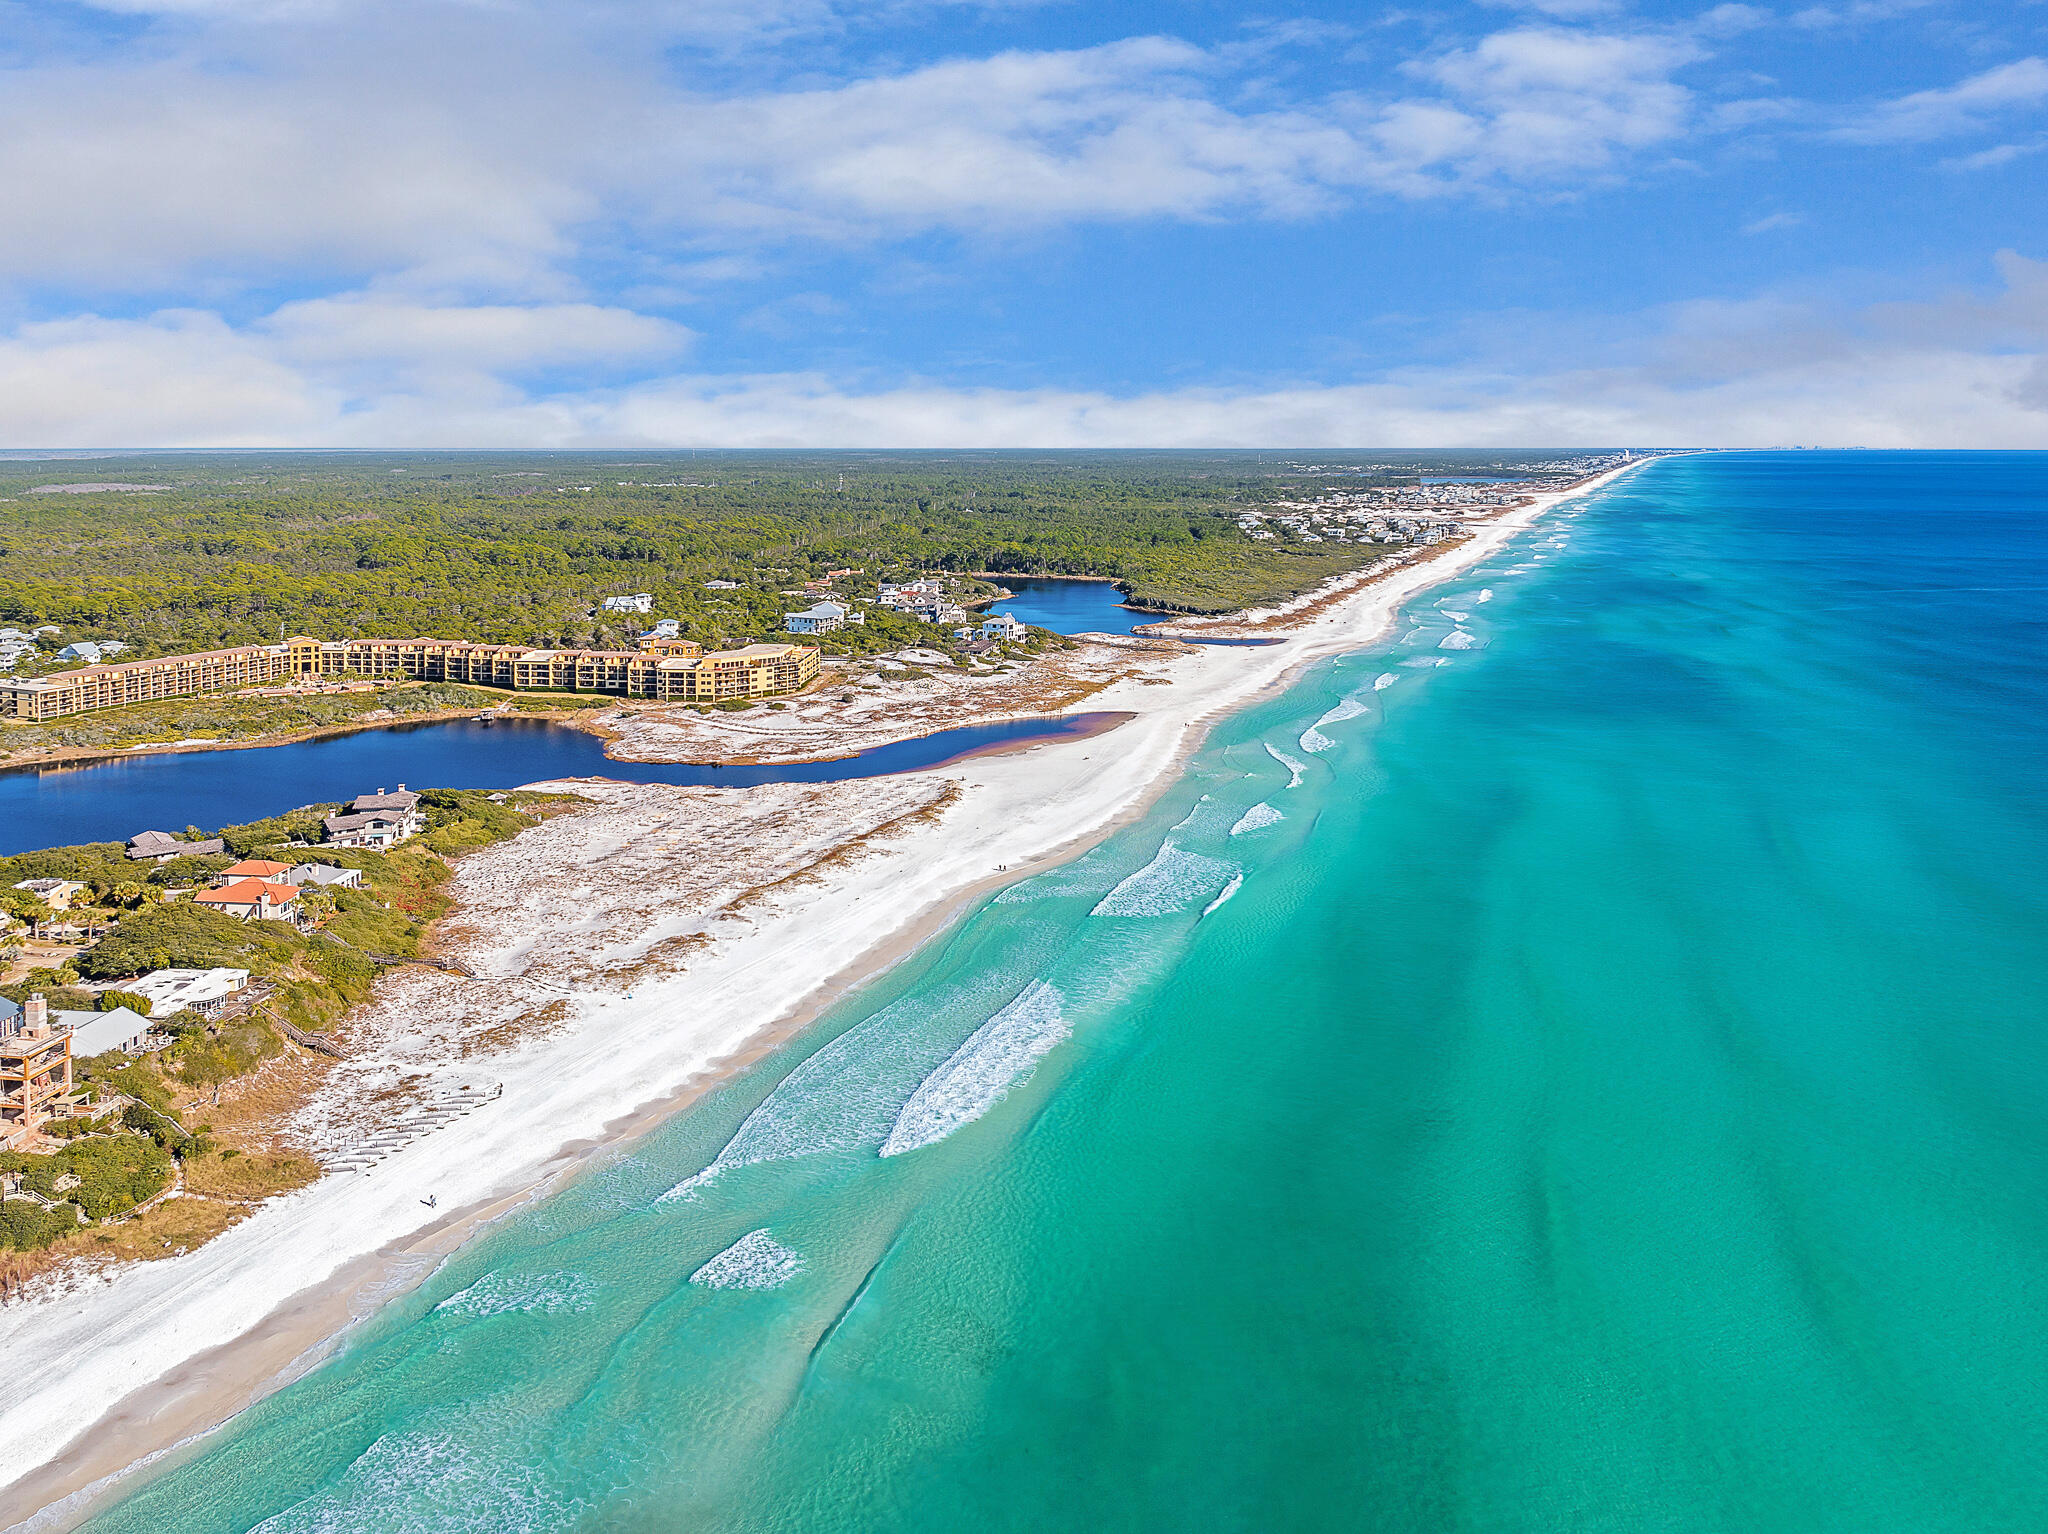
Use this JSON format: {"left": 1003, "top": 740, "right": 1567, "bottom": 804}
{"left": 220, "top": 859, "right": 292, "bottom": 880}
{"left": 350, "top": 787, "right": 419, "bottom": 812}
{"left": 195, "top": 878, "right": 299, "bottom": 907}
{"left": 12, "top": 878, "right": 81, "bottom": 894}
{"left": 122, "top": 969, "right": 249, "bottom": 1009}
{"left": 126, "top": 831, "right": 227, "bottom": 860}
{"left": 789, "top": 602, "right": 847, "bottom": 619}
{"left": 58, "top": 1007, "right": 152, "bottom": 1058}
{"left": 285, "top": 862, "right": 361, "bottom": 886}
{"left": 324, "top": 809, "right": 405, "bottom": 833}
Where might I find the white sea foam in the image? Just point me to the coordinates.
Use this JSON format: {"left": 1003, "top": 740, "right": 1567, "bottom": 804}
{"left": 1090, "top": 842, "right": 1239, "bottom": 917}
{"left": 1229, "top": 802, "right": 1284, "bottom": 836}
{"left": 1264, "top": 743, "right": 1306, "bottom": 787}
{"left": 433, "top": 1271, "right": 598, "bottom": 1319}
{"left": 1202, "top": 873, "right": 1243, "bottom": 916}
{"left": 250, "top": 1427, "right": 567, "bottom": 1534}
{"left": 1401, "top": 656, "right": 1448, "bottom": 668}
{"left": 880, "top": 982, "right": 1069, "bottom": 1157}
{"left": 657, "top": 983, "right": 1009, "bottom": 1198}
{"left": 1475, "top": 588, "right": 1494, "bottom": 602}
{"left": 1373, "top": 673, "right": 1399, "bottom": 691}
{"left": 1439, "top": 610, "right": 1468, "bottom": 622}
{"left": 1440, "top": 629, "right": 1482, "bottom": 650}
{"left": 992, "top": 844, "right": 1122, "bottom": 904}
{"left": 690, "top": 1229, "right": 804, "bottom": 1290}
{"left": 1298, "top": 726, "right": 1335, "bottom": 753}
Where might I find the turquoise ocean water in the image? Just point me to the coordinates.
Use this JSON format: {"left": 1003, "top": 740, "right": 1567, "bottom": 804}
{"left": 77, "top": 452, "right": 2048, "bottom": 1532}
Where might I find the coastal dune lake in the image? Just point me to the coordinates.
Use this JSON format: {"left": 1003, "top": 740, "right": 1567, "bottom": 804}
{"left": 71, "top": 453, "right": 2048, "bottom": 1532}
{"left": 0, "top": 714, "right": 1122, "bottom": 856}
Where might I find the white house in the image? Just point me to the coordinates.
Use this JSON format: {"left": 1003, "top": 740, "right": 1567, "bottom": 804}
{"left": 702, "top": 579, "right": 742, "bottom": 590}
{"left": 121, "top": 968, "right": 250, "bottom": 1018}
{"left": 980, "top": 613, "right": 1026, "bottom": 641}
{"left": 59, "top": 1006, "right": 155, "bottom": 1057}
{"left": 54, "top": 640, "right": 126, "bottom": 663}
{"left": 642, "top": 619, "right": 682, "bottom": 640}
{"left": 602, "top": 593, "right": 654, "bottom": 613}
{"left": 784, "top": 601, "right": 848, "bottom": 636}
{"left": 878, "top": 580, "right": 944, "bottom": 608}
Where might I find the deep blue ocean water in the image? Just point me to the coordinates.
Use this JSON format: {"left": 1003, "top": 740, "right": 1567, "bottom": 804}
{"left": 69, "top": 452, "right": 2048, "bottom": 1532}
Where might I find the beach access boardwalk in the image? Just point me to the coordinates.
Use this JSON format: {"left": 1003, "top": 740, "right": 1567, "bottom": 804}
{"left": 322, "top": 1082, "right": 503, "bottom": 1176}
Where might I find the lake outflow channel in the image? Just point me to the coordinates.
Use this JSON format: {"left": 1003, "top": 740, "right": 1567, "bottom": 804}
{"left": 0, "top": 713, "right": 1127, "bottom": 857}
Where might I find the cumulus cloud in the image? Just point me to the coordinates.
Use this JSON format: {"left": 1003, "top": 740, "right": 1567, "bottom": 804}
{"left": 0, "top": 260, "right": 2040, "bottom": 449}
{"left": 0, "top": 18, "right": 1710, "bottom": 299}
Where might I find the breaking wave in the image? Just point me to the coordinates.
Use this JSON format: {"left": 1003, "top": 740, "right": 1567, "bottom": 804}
{"left": 1091, "top": 842, "right": 1240, "bottom": 917}
{"left": 1265, "top": 743, "right": 1307, "bottom": 786}
{"left": 1229, "top": 802, "right": 1284, "bottom": 837}
{"left": 1475, "top": 588, "right": 1494, "bottom": 602}
{"left": 691, "top": 1229, "right": 804, "bottom": 1290}
{"left": 1373, "top": 673, "right": 1399, "bottom": 691}
{"left": 1440, "top": 629, "right": 1483, "bottom": 650}
{"left": 657, "top": 984, "right": 1005, "bottom": 1199}
{"left": 433, "top": 1272, "right": 598, "bottom": 1320}
{"left": 1202, "top": 873, "right": 1244, "bottom": 916}
{"left": 880, "top": 982, "right": 1068, "bottom": 1157}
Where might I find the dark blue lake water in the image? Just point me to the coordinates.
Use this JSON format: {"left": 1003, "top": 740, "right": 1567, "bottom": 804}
{"left": 984, "top": 577, "right": 1275, "bottom": 644}
{"left": 985, "top": 577, "right": 1144, "bottom": 634}
{"left": 0, "top": 714, "right": 1120, "bottom": 856}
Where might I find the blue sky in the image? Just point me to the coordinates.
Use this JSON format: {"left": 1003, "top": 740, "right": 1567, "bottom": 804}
{"left": 0, "top": 0, "right": 2044, "bottom": 446}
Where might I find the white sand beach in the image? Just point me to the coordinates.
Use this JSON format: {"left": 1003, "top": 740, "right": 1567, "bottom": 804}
{"left": 0, "top": 460, "right": 1648, "bottom": 1530}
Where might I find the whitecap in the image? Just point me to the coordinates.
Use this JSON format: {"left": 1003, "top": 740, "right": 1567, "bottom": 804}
{"left": 1475, "top": 588, "right": 1494, "bottom": 603}
{"left": 1202, "top": 873, "right": 1243, "bottom": 916}
{"left": 434, "top": 1271, "right": 598, "bottom": 1319}
{"left": 1265, "top": 743, "right": 1307, "bottom": 786}
{"left": 1091, "top": 842, "right": 1240, "bottom": 917}
{"left": 1229, "top": 802, "right": 1284, "bottom": 836}
{"left": 1439, "top": 629, "right": 1482, "bottom": 650}
{"left": 880, "top": 982, "right": 1068, "bottom": 1157}
{"left": 1298, "top": 726, "right": 1334, "bottom": 753}
{"left": 657, "top": 982, "right": 1011, "bottom": 1197}
{"left": 1373, "top": 673, "right": 1399, "bottom": 691}
{"left": 690, "top": 1229, "right": 804, "bottom": 1290}
{"left": 1439, "top": 610, "right": 1468, "bottom": 622}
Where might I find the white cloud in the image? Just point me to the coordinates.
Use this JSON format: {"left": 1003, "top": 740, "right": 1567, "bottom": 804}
{"left": 0, "top": 260, "right": 2040, "bottom": 449}
{"left": 0, "top": 19, "right": 1710, "bottom": 300}
{"left": 1835, "top": 57, "right": 2048, "bottom": 144}
{"left": 1741, "top": 211, "right": 1803, "bottom": 234}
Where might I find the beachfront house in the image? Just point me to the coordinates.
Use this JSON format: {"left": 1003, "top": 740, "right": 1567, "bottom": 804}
{"left": 283, "top": 863, "right": 365, "bottom": 891}
{"left": 1, "top": 995, "right": 74, "bottom": 1150}
{"left": 194, "top": 878, "right": 301, "bottom": 922}
{"left": 122, "top": 968, "right": 249, "bottom": 1018}
{"left": 11, "top": 878, "right": 87, "bottom": 911}
{"left": 642, "top": 619, "right": 683, "bottom": 641}
{"left": 980, "top": 613, "right": 1026, "bottom": 641}
{"left": 602, "top": 593, "right": 654, "bottom": 614}
{"left": 784, "top": 602, "right": 848, "bottom": 636}
{"left": 126, "top": 830, "right": 227, "bottom": 863}
{"left": 57, "top": 1005, "right": 157, "bottom": 1059}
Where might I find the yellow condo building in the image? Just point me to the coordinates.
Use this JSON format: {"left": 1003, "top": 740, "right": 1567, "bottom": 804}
{"left": 0, "top": 635, "right": 820, "bottom": 723}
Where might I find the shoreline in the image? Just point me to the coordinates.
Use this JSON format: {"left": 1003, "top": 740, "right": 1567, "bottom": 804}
{"left": 0, "top": 459, "right": 1653, "bottom": 1532}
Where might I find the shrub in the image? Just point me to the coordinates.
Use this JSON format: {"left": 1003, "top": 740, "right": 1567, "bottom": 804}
{"left": 98, "top": 990, "right": 152, "bottom": 1016}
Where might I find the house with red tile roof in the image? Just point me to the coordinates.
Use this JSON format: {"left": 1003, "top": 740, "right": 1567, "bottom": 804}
{"left": 193, "top": 878, "right": 301, "bottom": 922}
